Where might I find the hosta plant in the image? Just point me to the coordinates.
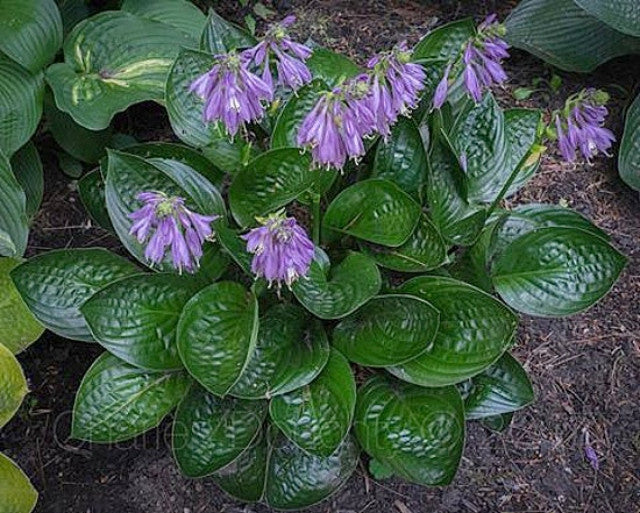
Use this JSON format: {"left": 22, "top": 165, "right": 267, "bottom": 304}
{"left": 10, "top": 4, "right": 626, "bottom": 511}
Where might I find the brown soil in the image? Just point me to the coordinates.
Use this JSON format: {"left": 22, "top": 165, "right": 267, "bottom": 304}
{"left": 2, "top": 1, "right": 639, "bottom": 512}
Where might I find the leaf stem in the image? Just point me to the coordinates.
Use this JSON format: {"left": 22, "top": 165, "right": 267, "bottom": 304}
{"left": 486, "top": 148, "right": 534, "bottom": 217}
{"left": 311, "top": 194, "right": 321, "bottom": 245}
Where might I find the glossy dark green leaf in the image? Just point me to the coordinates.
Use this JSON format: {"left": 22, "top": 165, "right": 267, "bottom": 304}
{"left": 355, "top": 375, "right": 464, "bottom": 486}
{"left": 450, "top": 93, "right": 508, "bottom": 202}
{"left": 492, "top": 226, "right": 626, "bottom": 317}
{"left": 78, "top": 168, "right": 113, "bottom": 232}
{"left": 11, "top": 142, "right": 43, "bottom": 219}
{"left": 323, "top": 179, "right": 420, "bottom": 247}
{"left": 122, "top": 0, "right": 207, "bottom": 39}
{"left": 177, "top": 282, "right": 258, "bottom": 396}
{"left": 292, "top": 250, "right": 381, "bottom": 320}
{"left": 212, "top": 427, "right": 269, "bottom": 502}
{"left": 57, "top": 152, "right": 83, "bottom": 178}
{"left": 0, "top": 452, "right": 38, "bottom": 513}
{"left": 388, "top": 276, "right": 518, "bottom": 387}
{"left": 0, "top": 258, "right": 44, "bottom": 354}
{"left": 305, "top": 47, "right": 359, "bottom": 88}
{"left": 215, "top": 222, "right": 253, "bottom": 276}
{"left": 0, "top": 342, "right": 28, "bottom": 429}
{"left": 461, "top": 352, "right": 534, "bottom": 420}
{"left": 619, "top": 93, "right": 640, "bottom": 191}
{"left": 0, "top": 0, "right": 62, "bottom": 73}
{"left": 57, "top": 0, "right": 90, "bottom": 35}
{"left": 229, "top": 148, "right": 335, "bottom": 227}
{"left": 105, "top": 150, "right": 225, "bottom": 272}
{"left": 72, "top": 353, "right": 190, "bottom": 443}
{"left": 10, "top": 248, "right": 139, "bottom": 341}
{"left": 0, "top": 55, "right": 44, "bottom": 157}
{"left": 372, "top": 117, "right": 427, "bottom": 200}
{"left": 173, "top": 384, "right": 267, "bottom": 477}
{"left": 505, "top": 0, "right": 640, "bottom": 72}
{"left": 265, "top": 431, "right": 359, "bottom": 510}
{"left": 360, "top": 213, "right": 448, "bottom": 273}
{"left": 81, "top": 273, "right": 203, "bottom": 371}
{"left": 426, "top": 133, "right": 486, "bottom": 245}
{"left": 333, "top": 295, "right": 439, "bottom": 367}
{"left": 46, "top": 11, "right": 195, "bottom": 130}
{"left": 165, "top": 48, "right": 255, "bottom": 174}
{"left": 574, "top": 0, "right": 640, "bottom": 36}
{"left": 200, "top": 8, "right": 256, "bottom": 54}
{"left": 0, "top": 151, "right": 28, "bottom": 257}
{"left": 269, "top": 349, "right": 355, "bottom": 457}
{"left": 480, "top": 411, "right": 513, "bottom": 432}
{"left": 447, "top": 220, "right": 497, "bottom": 293}
{"left": 504, "top": 108, "right": 542, "bottom": 196}
{"left": 229, "top": 304, "right": 330, "bottom": 400}
{"left": 271, "top": 79, "right": 328, "bottom": 149}
{"left": 412, "top": 18, "right": 475, "bottom": 61}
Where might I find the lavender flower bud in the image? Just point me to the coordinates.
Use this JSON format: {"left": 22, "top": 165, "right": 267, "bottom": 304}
{"left": 432, "top": 64, "right": 451, "bottom": 109}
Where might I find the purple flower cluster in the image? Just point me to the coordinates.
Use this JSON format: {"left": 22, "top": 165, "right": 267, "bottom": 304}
{"left": 297, "top": 42, "right": 426, "bottom": 170}
{"left": 129, "top": 192, "right": 218, "bottom": 273}
{"left": 242, "top": 15, "right": 312, "bottom": 92}
{"left": 191, "top": 16, "right": 312, "bottom": 137}
{"left": 242, "top": 210, "right": 314, "bottom": 289}
{"left": 433, "top": 14, "right": 509, "bottom": 108}
{"left": 555, "top": 89, "right": 615, "bottom": 164}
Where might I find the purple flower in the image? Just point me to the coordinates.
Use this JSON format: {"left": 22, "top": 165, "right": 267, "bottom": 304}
{"left": 190, "top": 52, "right": 273, "bottom": 137}
{"left": 460, "top": 15, "right": 509, "bottom": 103}
{"left": 432, "top": 64, "right": 451, "bottom": 109}
{"left": 129, "top": 191, "right": 218, "bottom": 273}
{"left": 297, "top": 88, "right": 368, "bottom": 170}
{"left": 242, "top": 16, "right": 312, "bottom": 92}
{"left": 242, "top": 210, "right": 314, "bottom": 289}
{"left": 555, "top": 89, "right": 615, "bottom": 164}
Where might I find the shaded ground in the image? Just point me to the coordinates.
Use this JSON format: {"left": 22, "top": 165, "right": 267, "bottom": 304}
{"left": 1, "top": 1, "right": 639, "bottom": 512}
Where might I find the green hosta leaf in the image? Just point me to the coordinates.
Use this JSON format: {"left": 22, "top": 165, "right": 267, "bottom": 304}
{"left": 173, "top": 384, "right": 267, "bottom": 478}
{"left": 504, "top": 108, "right": 543, "bottom": 196}
{"left": 450, "top": 93, "right": 508, "bottom": 203}
{"left": 0, "top": 0, "right": 62, "bottom": 73}
{"left": 122, "top": 0, "right": 207, "bottom": 39}
{"left": 461, "top": 352, "right": 534, "bottom": 420}
{"left": 306, "top": 47, "right": 359, "bottom": 88}
{"left": 177, "top": 282, "right": 258, "bottom": 396}
{"left": 229, "top": 304, "right": 330, "bottom": 400}
{"left": 492, "top": 226, "right": 626, "bottom": 317}
{"left": 388, "top": 276, "right": 518, "bottom": 387}
{"left": 10, "top": 248, "right": 139, "bottom": 341}
{"left": 213, "top": 428, "right": 268, "bottom": 502}
{"left": 72, "top": 353, "right": 190, "bottom": 442}
{"left": 372, "top": 117, "right": 427, "bottom": 200}
{"left": 355, "top": 375, "right": 465, "bottom": 486}
{"left": 271, "top": 79, "right": 328, "bottom": 149}
{"left": 269, "top": 349, "right": 356, "bottom": 456}
{"left": 333, "top": 295, "right": 439, "bottom": 367}
{"left": 0, "top": 342, "right": 28, "bottom": 429}
{"left": 323, "top": 179, "right": 421, "bottom": 247}
{"left": 426, "top": 133, "right": 486, "bottom": 245}
{"left": 265, "top": 431, "right": 359, "bottom": 510}
{"left": 0, "top": 452, "right": 38, "bottom": 513}
{"left": 619, "top": 93, "right": 640, "bottom": 191}
{"left": 57, "top": 152, "right": 83, "bottom": 178}
{"left": 0, "top": 259, "right": 44, "bottom": 354}
{"left": 78, "top": 168, "right": 113, "bottom": 232}
{"left": 0, "top": 56, "right": 44, "bottom": 157}
{"left": 165, "top": 48, "right": 256, "bottom": 173}
{"left": 11, "top": 142, "right": 43, "bottom": 219}
{"left": 200, "top": 8, "right": 257, "bottom": 54}
{"left": 292, "top": 250, "right": 381, "bottom": 319}
{"left": 360, "top": 213, "right": 448, "bottom": 273}
{"left": 46, "top": 11, "right": 196, "bottom": 130}
{"left": 123, "top": 142, "right": 225, "bottom": 189}
{"left": 81, "top": 273, "right": 203, "bottom": 371}
{"left": 105, "top": 150, "right": 225, "bottom": 272}
{"left": 0, "top": 151, "right": 28, "bottom": 257}
{"left": 481, "top": 411, "right": 513, "bottom": 432}
{"left": 57, "top": 0, "right": 90, "bottom": 35}
{"left": 229, "top": 148, "right": 335, "bottom": 227}
{"left": 412, "top": 18, "right": 475, "bottom": 61}
{"left": 215, "top": 222, "right": 253, "bottom": 276}
{"left": 369, "top": 458, "right": 395, "bottom": 480}
{"left": 447, "top": 220, "right": 497, "bottom": 293}
{"left": 505, "top": 0, "right": 640, "bottom": 72}
{"left": 573, "top": 0, "right": 640, "bottom": 37}
{"left": 488, "top": 204, "right": 610, "bottom": 268}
